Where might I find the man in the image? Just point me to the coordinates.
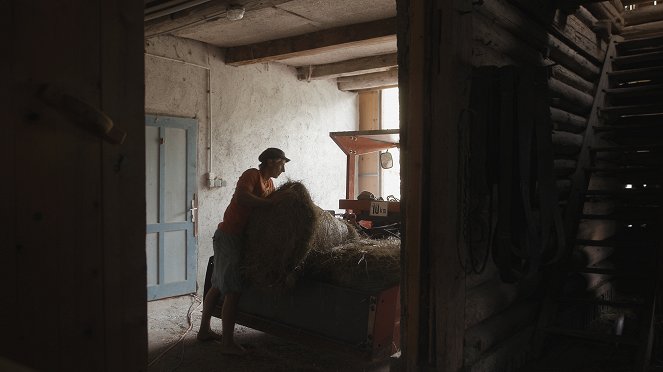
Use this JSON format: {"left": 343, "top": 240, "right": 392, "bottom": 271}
{"left": 197, "top": 147, "right": 290, "bottom": 355}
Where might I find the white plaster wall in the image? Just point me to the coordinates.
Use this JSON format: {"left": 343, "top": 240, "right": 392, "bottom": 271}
{"left": 145, "top": 35, "right": 357, "bottom": 295}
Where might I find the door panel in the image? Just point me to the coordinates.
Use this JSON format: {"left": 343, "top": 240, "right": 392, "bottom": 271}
{"left": 145, "top": 115, "right": 198, "bottom": 300}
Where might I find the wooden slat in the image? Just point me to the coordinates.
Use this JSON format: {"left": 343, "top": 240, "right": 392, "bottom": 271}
{"left": 144, "top": 0, "right": 294, "bottom": 38}
{"left": 429, "top": 1, "right": 472, "bottom": 370}
{"left": 3, "top": 1, "right": 119, "bottom": 370}
{"left": 623, "top": 4, "right": 663, "bottom": 26}
{"left": 544, "top": 327, "right": 640, "bottom": 345}
{"left": 296, "top": 53, "right": 398, "bottom": 81}
{"left": 225, "top": 18, "right": 397, "bottom": 66}
{"left": 337, "top": 69, "right": 398, "bottom": 91}
{"left": 621, "top": 20, "right": 663, "bottom": 39}
{"left": 616, "top": 34, "right": 663, "bottom": 53}
{"left": 102, "top": 0, "right": 147, "bottom": 370}
{"left": 400, "top": 0, "right": 424, "bottom": 368}
{"left": 608, "top": 65, "right": 663, "bottom": 85}
{"left": 612, "top": 50, "right": 663, "bottom": 67}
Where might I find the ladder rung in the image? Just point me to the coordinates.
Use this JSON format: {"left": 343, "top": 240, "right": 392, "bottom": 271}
{"left": 568, "top": 266, "right": 652, "bottom": 278}
{"left": 594, "top": 123, "right": 663, "bottom": 132}
{"left": 590, "top": 144, "right": 663, "bottom": 153}
{"left": 583, "top": 189, "right": 663, "bottom": 197}
{"left": 575, "top": 238, "right": 657, "bottom": 247}
{"left": 543, "top": 327, "right": 640, "bottom": 346}
{"left": 607, "top": 66, "right": 663, "bottom": 84}
{"left": 616, "top": 34, "right": 663, "bottom": 54}
{"left": 580, "top": 213, "right": 659, "bottom": 221}
{"left": 587, "top": 166, "right": 663, "bottom": 173}
{"left": 612, "top": 51, "right": 663, "bottom": 68}
{"left": 557, "top": 297, "right": 644, "bottom": 308}
{"left": 603, "top": 83, "right": 663, "bottom": 98}
{"left": 599, "top": 104, "right": 663, "bottom": 119}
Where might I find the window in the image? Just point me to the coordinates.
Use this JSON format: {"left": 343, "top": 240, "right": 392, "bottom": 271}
{"left": 380, "top": 87, "right": 400, "bottom": 200}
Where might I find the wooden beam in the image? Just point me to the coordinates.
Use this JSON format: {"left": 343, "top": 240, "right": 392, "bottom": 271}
{"left": 397, "top": 0, "right": 422, "bottom": 368}
{"left": 144, "top": 0, "right": 293, "bottom": 38}
{"left": 622, "top": 0, "right": 658, "bottom": 5}
{"left": 225, "top": 18, "right": 397, "bottom": 66}
{"left": 551, "top": 64, "right": 595, "bottom": 95}
{"left": 575, "top": 5, "right": 599, "bottom": 28}
{"left": 551, "top": 107, "right": 589, "bottom": 133}
{"left": 429, "top": 0, "right": 472, "bottom": 370}
{"left": 549, "top": 78, "right": 594, "bottom": 115}
{"left": 297, "top": 53, "right": 398, "bottom": 81}
{"left": 624, "top": 4, "right": 663, "bottom": 26}
{"left": 473, "top": 12, "right": 601, "bottom": 80}
{"left": 337, "top": 69, "right": 398, "bottom": 91}
{"left": 478, "top": 0, "right": 606, "bottom": 65}
{"left": 622, "top": 19, "right": 663, "bottom": 38}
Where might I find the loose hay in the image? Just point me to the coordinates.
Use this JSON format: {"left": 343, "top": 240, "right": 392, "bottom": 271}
{"left": 309, "top": 207, "right": 359, "bottom": 252}
{"left": 243, "top": 181, "right": 318, "bottom": 290}
{"left": 242, "top": 181, "right": 400, "bottom": 293}
{"left": 302, "top": 238, "right": 401, "bottom": 292}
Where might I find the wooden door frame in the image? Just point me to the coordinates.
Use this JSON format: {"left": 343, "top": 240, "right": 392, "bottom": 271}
{"left": 145, "top": 115, "right": 198, "bottom": 301}
{"left": 398, "top": 0, "right": 472, "bottom": 370}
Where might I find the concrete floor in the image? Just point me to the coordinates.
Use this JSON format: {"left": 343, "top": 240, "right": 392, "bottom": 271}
{"left": 147, "top": 295, "right": 394, "bottom": 372}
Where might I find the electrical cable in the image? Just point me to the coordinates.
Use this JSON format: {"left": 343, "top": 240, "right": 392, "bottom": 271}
{"left": 147, "top": 294, "right": 203, "bottom": 368}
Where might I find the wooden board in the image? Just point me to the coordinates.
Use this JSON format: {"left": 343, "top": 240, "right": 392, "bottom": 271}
{"left": 2, "top": 0, "right": 146, "bottom": 370}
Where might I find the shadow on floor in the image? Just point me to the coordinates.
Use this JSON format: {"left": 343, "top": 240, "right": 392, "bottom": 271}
{"left": 148, "top": 295, "right": 392, "bottom": 372}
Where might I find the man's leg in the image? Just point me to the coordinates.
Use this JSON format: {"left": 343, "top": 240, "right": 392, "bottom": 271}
{"left": 219, "top": 291, "right": 246, "bottom": 354}
{"left": 197, "top": 286, "right": 223, "bottom": 341}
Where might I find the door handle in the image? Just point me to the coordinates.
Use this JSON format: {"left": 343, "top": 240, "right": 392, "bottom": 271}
{"left": 191, "top": 194, "right": 198, "bottom": 237}
{"left": 38, "top": 84, "right": 126, "bottom": 144}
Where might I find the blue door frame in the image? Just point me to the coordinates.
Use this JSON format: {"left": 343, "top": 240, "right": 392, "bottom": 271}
{"left": 145, "top": 115, "right": 198, "bottom": 300}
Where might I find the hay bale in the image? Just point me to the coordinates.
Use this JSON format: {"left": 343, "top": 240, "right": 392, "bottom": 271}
{"left": 302, "top": 238, "right": 401, "bottom": 292}
{"left": 243, "top": 181, "right": 318, "bottom": 289}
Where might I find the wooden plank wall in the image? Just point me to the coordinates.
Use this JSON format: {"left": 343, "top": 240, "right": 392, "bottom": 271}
{"left": 461, "top": 1, "right": 617, "bottom": 371}
{"left": 1, "top": 0, "right": 146, "bottom": 370}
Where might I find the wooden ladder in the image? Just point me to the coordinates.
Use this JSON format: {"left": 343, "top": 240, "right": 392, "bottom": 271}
{"left": 534, "top": 31, "right": 663, "bottom": 371}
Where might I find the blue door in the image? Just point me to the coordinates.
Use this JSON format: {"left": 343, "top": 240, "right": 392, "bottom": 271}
{"left": 145, "top": 115, "right": 198, "bottom": 300}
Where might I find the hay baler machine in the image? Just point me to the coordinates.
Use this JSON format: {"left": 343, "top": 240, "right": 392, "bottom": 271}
{"left": 330, "top": 129, "right": 401, "bottom": 239}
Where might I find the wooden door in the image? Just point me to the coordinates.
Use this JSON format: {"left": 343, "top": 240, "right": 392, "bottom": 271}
{"left": 145, "top": 115, "right": 198, "bottom": 300}
{"left": 1, "top": 0, "right": 146, "bottom": 370}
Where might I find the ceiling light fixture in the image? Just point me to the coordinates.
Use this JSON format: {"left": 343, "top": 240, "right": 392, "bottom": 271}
{"left": 227, "top": 4, "right": 245, "bottom": 21}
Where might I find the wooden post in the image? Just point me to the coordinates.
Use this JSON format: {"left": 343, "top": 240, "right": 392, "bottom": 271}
{"left": 400, "top": 0, "right": 470, "bottom": 370}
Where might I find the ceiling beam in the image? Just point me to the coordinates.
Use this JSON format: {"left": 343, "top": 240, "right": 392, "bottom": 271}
{"left": 144, "top": 0, "right": 294, "bottom": 38}
{"left": 337, "top": 68, "right": 398, "bottom": 91}
{"left": 224, "top": 18, "right": 397, "bottom": 66}
{"left": 622, "top": 0, "right": 657, "bottom": 5}
{"left": 296, "top": 53, "right": 397, "bottom": 81}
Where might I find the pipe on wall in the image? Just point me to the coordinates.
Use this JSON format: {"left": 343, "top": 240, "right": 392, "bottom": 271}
{"left": 144, "top": 52, "right": 214, "bottom": 183}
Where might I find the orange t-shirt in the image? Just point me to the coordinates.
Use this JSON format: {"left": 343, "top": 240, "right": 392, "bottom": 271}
{"left": 218, "top": 168, "right": 274, "bottom": 235}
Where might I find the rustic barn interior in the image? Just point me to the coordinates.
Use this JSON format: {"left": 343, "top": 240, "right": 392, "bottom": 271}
{"left": 3, "top": 0, "right": 663, "bottom": 371}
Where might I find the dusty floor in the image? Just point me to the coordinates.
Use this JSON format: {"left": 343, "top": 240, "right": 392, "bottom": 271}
{"left": 147, "top": 295, "right": 394, "bottom": 372}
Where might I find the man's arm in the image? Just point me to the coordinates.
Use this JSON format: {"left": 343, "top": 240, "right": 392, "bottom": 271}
{"left": 235, "top": 189, "right": 272, "bottom": 208}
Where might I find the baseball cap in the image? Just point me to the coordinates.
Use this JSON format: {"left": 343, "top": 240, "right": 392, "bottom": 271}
{"left": 258, "top": 147, "right": 291, "bottom": 163}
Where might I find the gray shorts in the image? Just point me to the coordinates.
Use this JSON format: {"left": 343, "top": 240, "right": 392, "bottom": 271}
{"left": 211, "top": 229, "right": 244, "bottom": 296}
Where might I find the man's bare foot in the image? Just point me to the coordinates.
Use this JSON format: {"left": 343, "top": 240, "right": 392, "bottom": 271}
{"left": 219, "top": 341, "right": 247, "bottom": 355}
{"left": 197, "top": 330, "right": 223, "bottom": 342}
